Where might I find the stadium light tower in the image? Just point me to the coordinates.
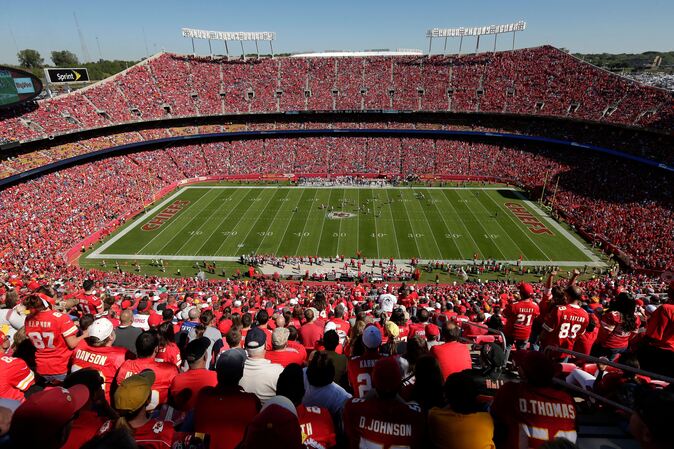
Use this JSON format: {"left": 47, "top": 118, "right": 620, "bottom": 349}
{"left": 181, "top": 28, "right": 276, "bottom": 60}
{"left": 425, "top": 20, "right": 526, "bottom": 56}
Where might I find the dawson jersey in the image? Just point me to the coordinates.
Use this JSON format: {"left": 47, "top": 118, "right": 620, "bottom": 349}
{"left": 491, "top": 382, "right": 577, "bottom": 449}
{"left": 541, "top": 305, "right": 588, "bottom": 350}
{"left": 70, "top": 341, "right": 129, "bottom": 401}
{"left": 0, "top": 355, "right": 34, "bottom": 401}
{"left": 25, "top": 310, "right": 78, "bottom": 375}
{"left": 297, "top": 405, "right": 336, "bottom": 449}
{"left": 504, "top": 300, "right": 540, "bottom": 341}
{"left": 343, "top": 397, "right": 425, "bottom": 449}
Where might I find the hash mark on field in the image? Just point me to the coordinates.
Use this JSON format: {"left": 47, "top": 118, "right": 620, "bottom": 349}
{"left": 410, "top": 189, "right": 444, "bottom": 259}
{"left": 399, "top": 190, "right": 422, "bottom": 257}
{"left": 428, "top": 190, "right": 465, "bottom": 259}
{"left": 209, "top": 189, "right": 265, "bottom": 256}
{"left": 384, "top": 189, "right": 402, "bottom": 259}
{"left": 292, "top": 189, "right": 319, "bottom": 256}
{"left": 438, "top": 189, "right": 484, "bottom": 258}
{"left": 252, "top": 188, "right": 292, "bottom": 255}
{"left": 273, "top": 190, "right": 306, "bottom": 256}
{"left": 314, "top": 189, "right": 333, "bottom": 256}
{"left": 232, "top": 189, "right": 280, "bottom": 256}
{"left": 194, "top": 188, "right": 252, "bottom": 256}
{"left": 454, "top": 190, "right": 507, "bottom": 260}
{"left": 171, "top": 189, "right": 233, "bottom": 255}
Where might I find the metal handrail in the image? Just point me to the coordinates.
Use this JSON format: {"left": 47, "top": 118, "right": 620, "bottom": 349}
{"left": 543, "top": 346, "right": 674, "bottom": 384}
{"left": 552, "top": 378, "right": 634, "bottom": 414}
{"left": 460, "top": 322, "right": 511, "bottom": 365}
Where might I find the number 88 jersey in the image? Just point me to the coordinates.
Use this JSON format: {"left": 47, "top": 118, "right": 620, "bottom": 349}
{"left": 540, "top": 304, "right": 589, "bottom": 350}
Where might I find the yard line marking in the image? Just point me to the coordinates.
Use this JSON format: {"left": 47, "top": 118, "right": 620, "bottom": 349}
{"left": 467, "top": 190, "right": 536, "bottom": 261}
{"left": 170, "top": 189, "right": 235, "bottom": 256}
{"left": 410, "top": 188, "right": 445, "bottom": 259}
{"left": 479, "top": 190, "right": 552, "bottom": 261}
{"left": 192, "top": 188, "right": 252, "bottom": 256}
{"left": 438, "top": 189, "right": 487, "bottom": 259}
{"left": 273, "top": 190, "right": 307, "bottom": 256}
{"left": 368, "top": 189, "right": 381, "bottom": 259}
{"left": 135, "top": 188, "right": 216, "bottom": 256}
{"left": 398, "top": 189, "right": 423, "bottom": 258}
{"left": 383, "top": 189, "right": 402, "bottom": 259}
{"left": 232, "top": 189, "right": 280, "bottom": 257}
{"left": 293, "top": 189, "right": 320, "bottom": 256}
{"left": 252, "top": 188, "right": 293, "bottom": 254}
{"left": 453, "top": 189, "right": 507, "bottom": 260}
{"left": 427, "top": 190, "right": 464, "bottom": 259}
{"left": 335, "top": 188, "right": 347, "bottom": 256}
{"left": 210, "top": 189, "right": 266, "bottom": 256}
{"left": 314, "top": 189, "right": 334, "bottom": 256}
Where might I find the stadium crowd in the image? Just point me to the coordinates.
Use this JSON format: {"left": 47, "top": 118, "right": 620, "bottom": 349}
{"left": 0, "top": 267, "right": 671, "bottom": 449}
{"left": 0, "top": 137, "right": 671, "bottom": 273}
{"left": 1, "top": 46, "right": 672, "bottom": 145}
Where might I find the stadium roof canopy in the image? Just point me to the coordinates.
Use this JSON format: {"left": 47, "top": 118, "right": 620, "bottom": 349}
{"left": 291, "top": 49, "right": 423, "bottom": 58}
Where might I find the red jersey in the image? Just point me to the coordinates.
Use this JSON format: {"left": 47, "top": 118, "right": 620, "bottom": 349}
{"left": 70, "top": 341, "right": 129, "bottom": 402}
{"left": 0, "top": 355, "right": 34, "bottom": 401}
{"left": 573, "top": 314, "right": 599, "bottom": 355}
{"left": 99, "top": 418, "right": 175, "bottom": 449}
{"left": 645, "top": 303, "right": 674, "bottom": 352}
{"left": 504, "top": 300, "right": 540, "bottom": 341}
{"left": 407, "top": 323, "right": 427, "bottom": 339}
{"left": 597, "top": 311, "right": 640, "bottom": 349}
{"left": 540, "top": 304, "right": 589, "bottom": 350}
{"left": 343, "top": 397, "right": 425, "bottom": 449}
{"left": 329, "top": 318, "right": 351, "bottom": 342}
{"left": 116, "top": 358, "right": 178, "bottom": 409}
{"left": 265, "top": 348, "right": 305, "bottom": 367}
{"left": 347, "top": 352, "right": 382, "bottom": 398}
{"left": 156, "top": 342, "right": 182, "bottom": 367}
{"left": 491, "top": 382, "right": 577, "bottom": 449}
{"left": 298, "top": 405, "right": 336, "bottom": 449}
{"left": 169, "top": 369, "right": 217, "bottom": 411}
{"left": 25, "top": 310, "right": 78, "bottom": 375}
{"left": 77, "top": 292, "right": 102, "bottom": 315}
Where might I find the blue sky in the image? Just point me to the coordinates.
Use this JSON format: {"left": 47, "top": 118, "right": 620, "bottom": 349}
{"left": 2, "top": 0, "right": 673, "bottom": 64}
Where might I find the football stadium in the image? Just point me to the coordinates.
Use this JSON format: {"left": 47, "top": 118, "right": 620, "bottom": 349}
{"left": 0, "top": 2, "right": 673, "bottom": 449}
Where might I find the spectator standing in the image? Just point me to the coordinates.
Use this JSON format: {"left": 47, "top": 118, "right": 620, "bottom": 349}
{"left": 347, "top": 325, "right": 382, "bottom": 398}
{"left": 265, "top": 327, "right": 305, "bottom": 367}
{"left": 300, "top": 308, "right": 324, "bottom": 351}
{"left": 638, "top": 282, "right": 674, "bottom": 377}
{"left": 112, "top": 309, "right": 142, "bottom": 355}
{"left": 430, "top": 323, "right": 472, "bottom": 380}
{"left": 168, "top": 337, "right": 217, "bottom": 411}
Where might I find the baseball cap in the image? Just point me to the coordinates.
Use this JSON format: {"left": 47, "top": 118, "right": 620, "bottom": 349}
{"left": 185, "top": 337, "right": 211, "bottom": 364}
{"left": 114, "top": 370, "right": 155, "bottom": 412}
{"left": 216, "top": 349, "right": 246, "bottom": 381}
{"left": 272, "top": 327, "right": 290, "bottom": 348}
{"left": 88, "top": 318, "right": 114, "bottom": 341}
{"left": 384, "top": 321, "right": 400, "bottom": 338}
{"left": 148, "top": 313, "right": 163, "bottom": 328}
{"left": 10, "top": 385, "right": 89, "bottom": 448}
{"left": 518, "top": 282, "right": 534, "bottom": 299}
{"left": 324, "top": 321, "right": 337, "bottom": 332}
{"left": 372, "top": 357, "right": 402, "bottom": 394}
{"left": 425, "top": 323, "right": 440, "bottom": 338}
{"left": 362, "top": 325, "right": 382, "bottom": 349}
{"left": 240, "top": 396, "right": 302, "bottom": 449}
{"left": 245, "top": 327, "right": 267, "bottom": 350}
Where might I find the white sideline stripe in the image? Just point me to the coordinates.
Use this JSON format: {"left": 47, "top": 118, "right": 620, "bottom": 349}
{"left": 89, "top": 188, "right": 187, "bottom": 258}
{"left": 85, "top": 253, "right": 606, "bottom": 267}
{"left": 184, "top": 186, "right": 513, "bottom": 190}
{"left": 512, "top": 191, "right": 602, "bottom": 263}
{"left": 87, "top": 186, "right": 605, "bottom": 268}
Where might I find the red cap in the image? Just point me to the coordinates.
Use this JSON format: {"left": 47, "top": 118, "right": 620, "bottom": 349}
{"left": 519, "top": 282, "right": 534, "bottom": 299}
{"left": 121, "top": 299, "right": 134, "bottom": 310}
{"left": 10, "top": 385, "right": 89, "bottom": 448}
{"left": 148, "top": 313, "right": 163, "bottom": 328}
{"left": 457, "top": 305, "right": 467, "bottom": 314}
{"left": 425, "top": 323, "right": 440, "bottom": 338}
{"left": 27, "top": 280, "right": 41, "bottom": 292}
{"left": 217, "top": 319, "right": 233, "bottom": 335}
{"left": 372, "top": 357, "right": 402, "bottom": 394}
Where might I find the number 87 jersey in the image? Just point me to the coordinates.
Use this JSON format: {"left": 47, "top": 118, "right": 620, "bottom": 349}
{"left": 540, "top": 304, "right": 589, "bottom": 351}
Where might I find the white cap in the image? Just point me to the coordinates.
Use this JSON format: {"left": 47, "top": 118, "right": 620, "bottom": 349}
{"left": 324, "top": 321, "right": 337, "bottom": 332}
{"left": 89, "top": 318, "right": 114, "bottom": 341}
{"left": 289, "top": 298, "right": 298, "bottom": 306}
{"left": 233, "top": 300, "right": 242, "bottom": 307}
{"left": 362, "top": 325, "right": 382, "bottom": 349}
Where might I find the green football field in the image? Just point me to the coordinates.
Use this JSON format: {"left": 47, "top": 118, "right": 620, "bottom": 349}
{"left": 86, "top": 186, "right": 602, "bottom": 265}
